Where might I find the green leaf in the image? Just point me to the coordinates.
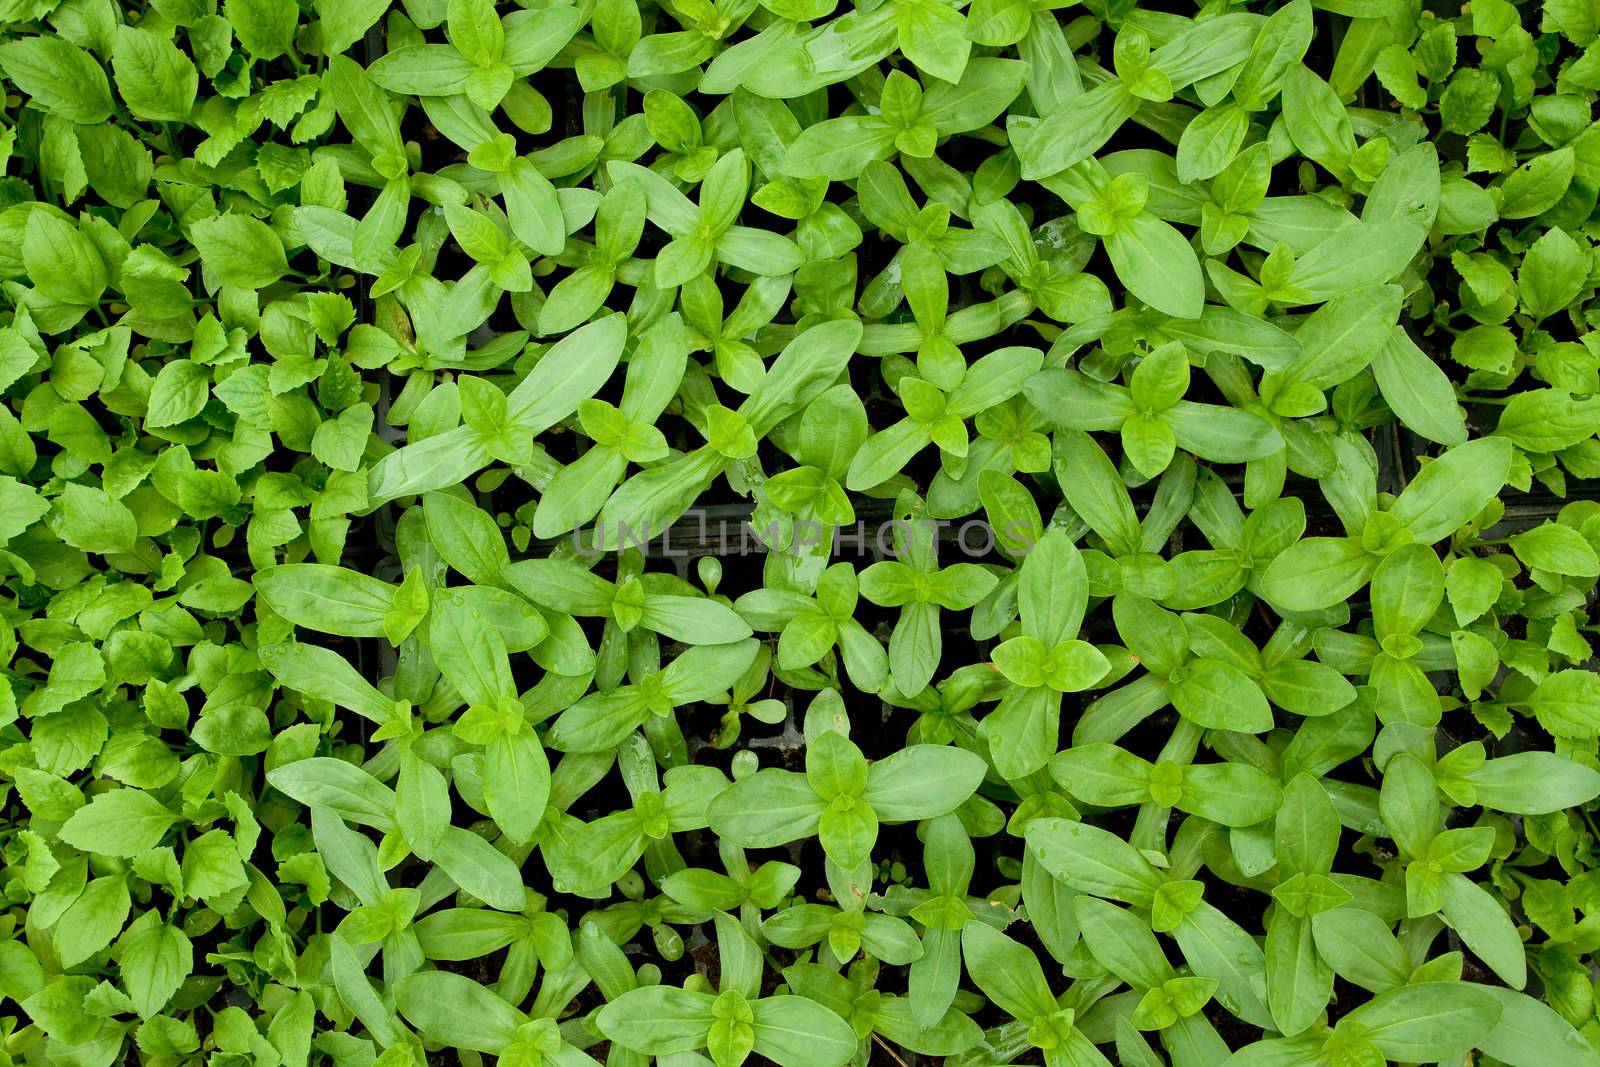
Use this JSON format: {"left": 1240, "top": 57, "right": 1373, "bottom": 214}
{"left": 1455, "top": 751, "right": 1600, "bottom": 815}
{"left": 596, "top": 986, "right": 716, "bottom": 1055}
{"left": 1104, "top": 213, "right": 1204, "bottom": 319}
{"left": 268, "top": 760, "right": 396, "bottom": 831}
{"left": 111, "top": 27, "right": 198, "bottom": 122}
{"left": 328, "top": 55, "right": 405, "bottom": 159}
{"left": 191, "top": 214, "right": 290, "bottom": 290}
{"left": 1170, "top": 659, "right": 1272, "bottom": 732}
{"left": 1013, "top": 80, "right": 1141, "bottom": 179}
{"left": 782, "top": 116, "right": 897, "bottom": 181}
{"left": 145, "top": 361, "right": 210, "bottom": 428}
{"left": 1499, "top": 147, "right": 1575, "bottom": 219}
{"left": 52, "top": 483, "right": 138, "bottom": 555}
{"left": 395, "top": 971, "right": 524, "bottom": 1053}
{"left": 751, "top": 995, "right": 858, "bottom": 1067}
{"left": 1370, "top": 327, "right": 1467, "bottom": 446}
{"left": 1232, "top": 0, "right": 1312, "bottom": 109}
{"left": 259, "top": 642, "right": 396, "bottom": 722}
{"left": 254, "top": 565, "right": 397, "bottom": 638}
{"left": 55, "top": 874, "right": 131, "bottom": 968}
{"left": 1340, "top": 981, "right": 1503, "bottom": 1060}
{"left": 862, "top": 743, "right": 986, "bottom": 820}
{"left": 1496, "top": 389, "right": 1600, "bottom": 452}
{"left": 430, "top": 826, "right": 525, "bottom": 911}
{"left": 482, "top": 731, "right": 550, "bottom": 846}
{"left": 960, "top": 921, "right": 1059, "bottom": 1022}
{"left": 24, "top": 211, "right": 107, "bottom": 306}
{"left": 1281, "top": 65, "right": 1354, "bottom": 178}
{"left": 1259, "top": 537, "right": 1376, "bottom": 613}
{"left": 1511, "top": 522, "right": 1600, "bottom": 577}
{"left": 317, "top": 0, "right": 393, "bottom": 55}
{"left": 1026, "top": 817, "right": 1165, "bottom": 906}
{"left": 59, "top": 790, "right": 179, "bottom": 857}
{"left": 708, "top": 770, "right": 825, "bottom": 848}
{"left": 1370, "top": 544, "right": 1445, "bottom": 643}
{"left": 1518, "top": 226, "right": 1589, "bottom": 320}
{"left": 1477, "top": 986, "right": 1600, "bottom": 1067}
{"left": 116, "top": 920, "right": 193, "bottom": 1020}
{"left": 0, "top": 37, "right": 114, "bottom": 123}
{"left": 225, "top": 0, "right": 299, "bottom": 59}
{"left": 1390, "top": 437, "right": 1513, "bottom": 543}
{"left": 1273, "top": 284, "right": 1403, "bottom": 399}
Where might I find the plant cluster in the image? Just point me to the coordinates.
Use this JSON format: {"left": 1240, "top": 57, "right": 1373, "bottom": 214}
{"left": 2, "top": 0, "right": 1600, "bottom": 1061}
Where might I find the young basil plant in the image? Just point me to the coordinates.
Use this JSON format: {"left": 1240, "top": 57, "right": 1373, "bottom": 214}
{"left": 595, "top": 911, "right": 858, "bottom": 1067}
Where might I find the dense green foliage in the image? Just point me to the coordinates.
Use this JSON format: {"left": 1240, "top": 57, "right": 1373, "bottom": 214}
{"left": 2, "top": 0, "right": 1600, "bottom": 1061}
